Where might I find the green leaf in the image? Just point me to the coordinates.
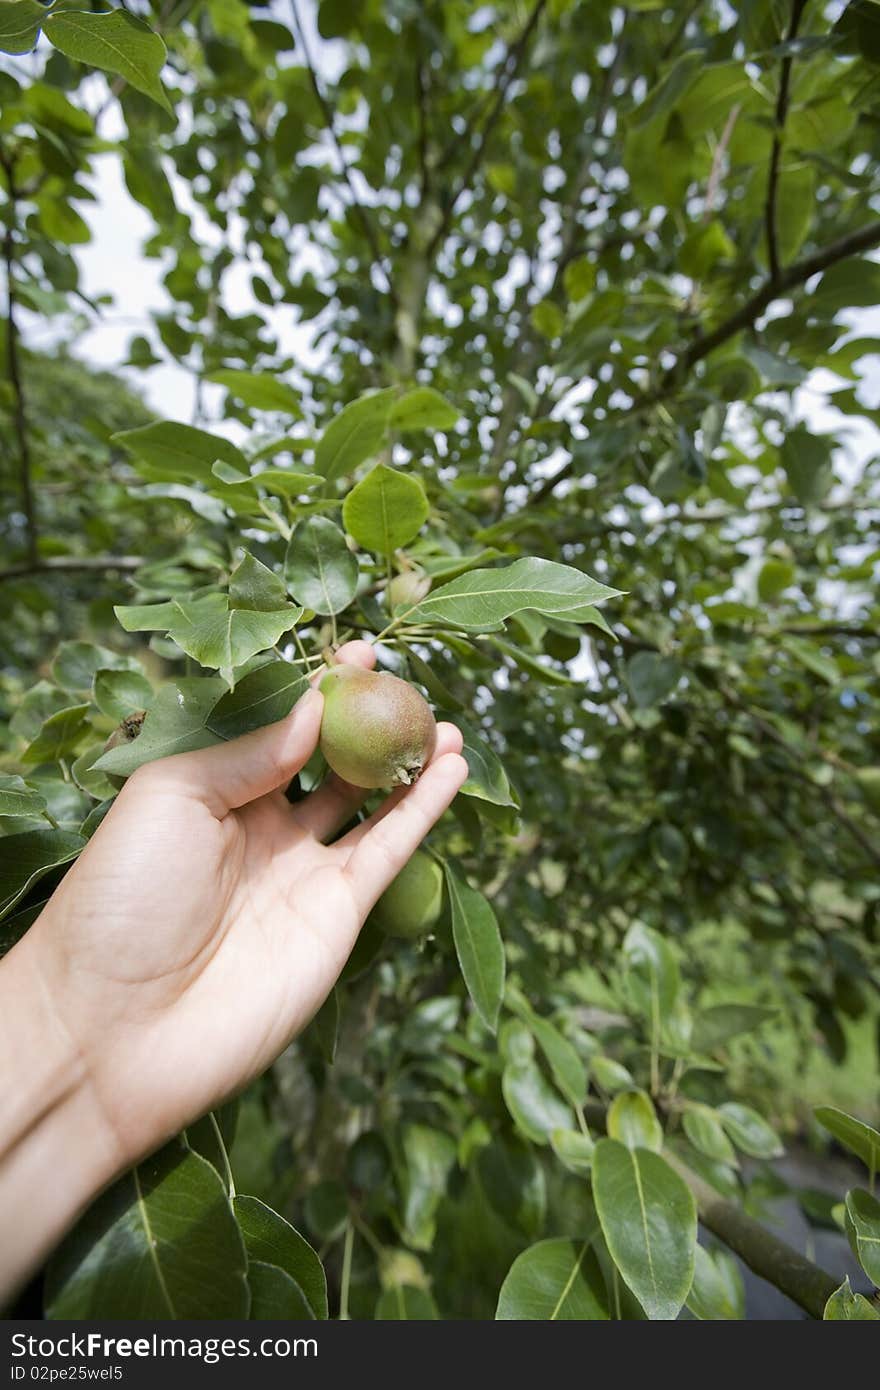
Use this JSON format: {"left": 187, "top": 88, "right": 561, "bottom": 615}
{"left": 44, "top": 10, "right": 173, "bottom": 116}
{"left": 51, "top": 641, "right": 131, "bottom": 695}
{"left": 444, "top": 863, "right": 505, "bottom": 1032}
{"left": 284, "top": 516, "right": 358, "bottom": 615}
{"left": 37, "top": 195, "right": 90, "bottom": 246}
{"left": 398, "top": 1124, "right": 457, "bottom": 1250}
{"left": 0, "top": 830, "right": 85, "bottom": 922}
{"left": 686, "top": 1244, "right": 745, "bottom": 1319}
{"left": 0, "top": 1, "right": 47, "bottom": 56}
{"left": 682, "top": 1106, "right": 738, "bottom": 1165}
{"left": 71, "top": 745, "right": 119, "bottom": 802}
{"left": 247, "top": 1262, "right": 312, "bottom": 1318}
{"left": 117, "top": 594, "right": 301, "bottom": 685}
{"left": 496, "top": 1239, "right": 608, "bottom": 1320}
{"left": 229, "top": 552, "right": 289, "bottom": 612}
{"left": 114, "top": 421, "right": 248, "bottom": 485}
{"left": 444, "top": 714, "right": 518, "bottom": 808}
{"left": 744, "top": 163, "right": 815, "bottom": 265}
{"left": 388, "top": 387, "right": 459, "bottom": 432}
{"left": 207, "top": 370, "right": 301, "bottom": 415}
{"left": 845, "top": 1189, "right": 880, "bottom": 1285}
{"left": 691, "top": 1004, "right": 776, "bottom": 1052}
{"left": 477, "top": 1138, "right": 546, "bottom": 1237}
{"left": 531, "top": 300, "right": 565, "bottom": 339}
{"left": 207, "top": 661, "right": 309, "bottom": 741}
{"left": 233, "top": 1195, "right": 327, "bottom": 1318}
{"left": 0, "top": 774, "right": 47, "bottom": 820}
{"left": 342, "top": 464, "right": 429, "bottom": 554}
{"left": 780, "top": 426, "right": 834, "bottom": 506}
{"left": 375, "top": 1284, "right": 438, "bottom": 1319}
{"left": 813, "top": 258, "right": 880, "bottom": 314}
{"left": 45, "top": 1144, "right": 248, "bottom": 1318}
{"left": 824, "top": 1277, "right": 880, "bottom": 1320}
{"left": 502, "top": 1059, "right": 574, "bottom": 1144}
{"left": 626, "top": 651, "right": 683, "bottom": 708}
{"left": 815, "top": 1107, "right": 880, "bottom": 1174}
{"left": 590, "top": 1055, "right": 635, "bottom": 1093}
{"left": 487, "top": 634, "right": 575, "bottom": 685}
{"left": 592, "top": 1138, "right": 697, "bottom": 1321}
{"left": 550, "top": 1129, "right": 595, "bottom": 1173}
{"left": 607, "top": 1090, "right": 664, "bottom": 1153}
{"left": 718, "top": 1103, "right": 783, "bottom": 1159}
{"left": 93, "top": 678, "right": 225, "bottom": 777}
{"left": 21, "top": 705, "right": 91, "bottom": 765}
{"left": 92, "top": 669, "right": 154, "bottom": 723}
{"left": 780, "top": 634, "right": 840, "bottom": 685}
{"left": 518, "top": 1010, "right": 586, "bottom": 1107}
{"left": 621, "top": 920, "right": 680, "bottom": 1021}
{"left": 412, "top": 557, "right": 622, "bottom": 632}
{"left": 563, "top": 257, "right": 596, "bottom": 302}
{"left": 315, "top": 388, "right": 395, "bottom": 482}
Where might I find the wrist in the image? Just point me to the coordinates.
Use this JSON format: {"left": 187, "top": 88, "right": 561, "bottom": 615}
{"left": 0, "top": 930, "right": 125, "bottom": 1303}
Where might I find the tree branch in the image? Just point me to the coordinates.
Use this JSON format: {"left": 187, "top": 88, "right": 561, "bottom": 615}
{"left": 531, "top": 216, "right": 880, "bottom": 504}
{"left": 288, "top": 0, "right": 396, "bottom": 306}
{"left": 1, "top": 147, "right": 38, "bottom": 568}
{"left": 665, "top": 1151, "right": 840, "bottom": 1320}
{"left": 425, "top": 0, "right": 548, "bottom": 261}
{"left": 0, "top": 555, "right": 145, "bottom": 584}
{"left": 766, "top": 0, "right": 809, "bottom": 283}
{"left": 667, "top": 217, "right": 880, "bottom": 388}
{"left": 414, "top": 41, "right": 431, "bottom": 200}
{"left": 703, "top": 102, "right": 741, "bottom": 222}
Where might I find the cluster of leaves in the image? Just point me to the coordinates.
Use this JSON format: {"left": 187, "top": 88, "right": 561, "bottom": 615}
{"left": 1, "top": 0, "right": 879, "bottom": 1320}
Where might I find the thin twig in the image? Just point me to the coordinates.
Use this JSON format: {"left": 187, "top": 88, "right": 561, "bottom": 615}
{"left": 531, "top": 216, "right": 880, "bottom": 504}
{"left": 703, "top": 102, "right": 741, "bottom": 222}
{"left": 1, "top": 146, "right": 38, "bottom": 567}
{"left": 766, "top": 0, "right": 809, "bottom": 282}
{"left": 414, "top": 40, "right": 431, "bottom": 199}
{"left": 0, "top": 555, "right": 145, "bottom": 583}
{"left": 289, "top": 0, "right": 395, "bottom": 305}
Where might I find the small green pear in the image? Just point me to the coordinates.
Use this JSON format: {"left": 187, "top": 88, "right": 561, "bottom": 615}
{"left": 319, "top": 665, "right": 437, "bottom": 789}
{"left": 373, "top": 850, "right": 444, "bottom": 939}
{"left": 387, "top": 569, "right": 430, "bottom": 611}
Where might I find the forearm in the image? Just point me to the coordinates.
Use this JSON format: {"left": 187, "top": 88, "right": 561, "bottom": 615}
{"left": 0, "top": 933, "right": 123, "bottom": 1307}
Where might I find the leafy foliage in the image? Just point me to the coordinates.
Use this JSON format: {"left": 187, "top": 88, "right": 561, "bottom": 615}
{"left": 1, "top": 0, "right": 879, "bottom": 1322}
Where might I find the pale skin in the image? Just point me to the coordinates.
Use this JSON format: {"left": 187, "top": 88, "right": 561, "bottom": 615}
{"left": 0, "top": 641, "right": 467, "bottom": 1303}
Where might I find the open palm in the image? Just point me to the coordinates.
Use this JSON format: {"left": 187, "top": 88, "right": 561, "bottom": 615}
{"left": 27, "top": 642, "right": 466, "bottom": 1169}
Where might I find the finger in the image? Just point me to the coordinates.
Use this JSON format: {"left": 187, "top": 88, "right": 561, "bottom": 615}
{"left": 141, "top": 688, "right": 324, "bottom": 818}
{"left": 340, "top": 752, "right": 468, "bottom": 917}
{"left": 297, "top": 721, "right": 464, "bottom": 843}
{"left": 309, "top": 639, "right": 375, "bottom": 689}
{"left": 328, "top": 722, "right": 464, "bottom": 849}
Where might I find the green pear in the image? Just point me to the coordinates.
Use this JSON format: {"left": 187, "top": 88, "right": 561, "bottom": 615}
{"left": 387, "top": 569, "right": 431, "bottom": 611}
{"left": 319, "top": 665, "right": 437, "bottom": 789}
{"left": 373, "top": 850, "right": 444, "bottom": 939}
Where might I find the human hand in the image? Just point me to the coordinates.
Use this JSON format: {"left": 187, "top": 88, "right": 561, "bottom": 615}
{"left": 11, "top": 641, "right": 466, "bottom": 1175}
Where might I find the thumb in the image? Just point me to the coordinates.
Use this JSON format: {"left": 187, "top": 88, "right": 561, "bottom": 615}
{"left": 141, "top": 688, "right": 324, "bottom": 817}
